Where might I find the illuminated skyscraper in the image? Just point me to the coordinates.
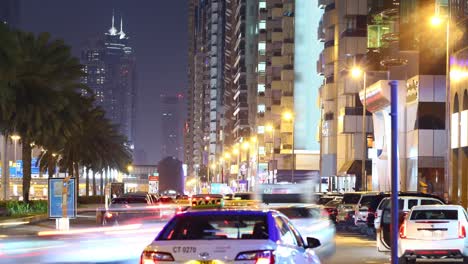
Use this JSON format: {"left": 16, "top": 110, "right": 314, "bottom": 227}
{"left": 81, "top": 13, "right": 137, "bottom": 147}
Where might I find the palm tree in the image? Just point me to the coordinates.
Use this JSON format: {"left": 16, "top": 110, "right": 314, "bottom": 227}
{"left": 2, "top": 31, "right": 85, "bottom": 202}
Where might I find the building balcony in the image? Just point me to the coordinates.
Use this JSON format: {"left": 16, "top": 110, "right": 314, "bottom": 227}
{"left": 271, "top": 80, "right": 293, "bottom": 91}
{"left": 317, "top": 59, "right": 324, "bottom": 76}
{"left": 272, "top": 55, "right": 293, "bottom": 66}
{"left": 322, "top": 8, "right": 337, "bottom": 28}
{"left": 281, "top": 95, "right": 293, "bottom": 109}
{"left": 272, "top": 32, "right": 284, "bottom": 42}
{"left": 338, "top": 77, "right": 361, "bottom": 95}
{"left": 281, "top": 42, "right": 294, "bottom": 56}
{"left": 337, "top": 107, "right": 373, "bottom": 134}
{"left": 281, "top": 69, "right": 294, "bottom": 81}
{"left": 322, "top": 83, "right": 336, "bottom": 101}
{"left": 318, "top": 20, "right": 325, "bottom": 42}
{"left": 318, "top": 0, "right": 334, "bottom": 9}
{"left": 272, "top": 7, "right": 283, "bottom": 19}
{"left": 322, "top": 45, "right": 335, "bottom": 65}
{"left": 338, "top": 33, "right": 367, "bottom": 58}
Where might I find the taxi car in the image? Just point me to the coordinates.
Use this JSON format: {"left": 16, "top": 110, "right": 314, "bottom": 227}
{"left": 140, "top": 209, "right": 323, "bottom": 263}
{"left": 398, "top": 204, "right": 468, "bottom": 264}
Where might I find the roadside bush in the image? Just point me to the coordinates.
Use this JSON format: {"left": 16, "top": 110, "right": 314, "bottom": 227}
{"left": 0, "top": 200, "right": 47, "bottom": 217}
{"left": 78, "top": 196, "right": 105, "bottom": 204}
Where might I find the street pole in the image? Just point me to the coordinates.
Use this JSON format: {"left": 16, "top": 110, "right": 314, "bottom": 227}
{"left": 445, "top": 5, "right": 452, "bottom": 202}
{"left": 362, "top": 72, "right": 367, "bottom": 191}
{"left": 1, "top": 135, "right": 9, "bottom": 200}
{"left": 291, "top": 120, "right": 295, "bottom": 183}
{"left": 389, "top": 80, "right": 400, "bottom": 264}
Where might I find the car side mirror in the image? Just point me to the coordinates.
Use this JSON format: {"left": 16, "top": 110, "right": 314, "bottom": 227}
{"left": 306, "top": 237, "right": 321, "bottom": 249}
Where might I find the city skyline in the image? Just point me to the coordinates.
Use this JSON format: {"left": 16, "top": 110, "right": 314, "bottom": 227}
{"left": 20, "top": 0, "right": 188, "bottom": 164}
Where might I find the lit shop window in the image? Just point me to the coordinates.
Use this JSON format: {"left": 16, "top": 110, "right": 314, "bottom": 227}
{"left": 258, "top": 62, "right": 266, "bottom": 73}
{"left": 258, "top": 20, "right": 266, "bottom": 30}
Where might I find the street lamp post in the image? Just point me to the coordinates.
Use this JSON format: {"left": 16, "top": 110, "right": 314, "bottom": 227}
{"left": 282, "top": 111, "right": 295, "bottom": 183}
{"left": 351, "top": 67, "right": 368, "bottom": 191}
{"left": 242, "top": 141, "right": 250, "bottom": 190}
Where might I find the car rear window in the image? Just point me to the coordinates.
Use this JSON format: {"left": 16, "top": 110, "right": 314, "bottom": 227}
{"left": 343, "top": 193, "right": 361, "bottom": 204}
{"left": 410, "top": 210, "right": 458, "bottom": 220}
{"left": 111, "top": 198, "right": 128, "bottom": 204}
{"left": 127, "top": 197, "right": 148, "bottom": 204}
{"left": 277, "top": 207, "right": 322, "bottom": 219}
{"left": 157, "top": 214, "right": 269, "bottom": 240}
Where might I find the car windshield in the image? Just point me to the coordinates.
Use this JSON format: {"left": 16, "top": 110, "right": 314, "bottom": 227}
{"left": 157, "top": 214, "right": 269, "bottom": 240}
{"left": 342, "top": 193, "right": 361, "bottom": 204}
{"left": 325, "top": 199, "right": 342, "bottom": 207}
{"left": 277, "top": 207, "right": 322, "bottom": 219}
{"left": 410, "top": 210, "right": 458, "bottom": 220}
{"left": 111, "top": 198, "right": 128, "bottom": 204}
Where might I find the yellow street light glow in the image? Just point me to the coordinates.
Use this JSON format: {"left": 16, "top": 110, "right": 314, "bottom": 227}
{"left": 10, "top": 135, "right": 20, "bottom": 141}
{"left": 210, "top": 163, "right": 216, "bottom": 169}
{"left": 233, "top": 148, "right": 240, "bottom": 155}
{"left": 127, "top": 165, "right": 133, "bottom": 172}
{"left": 350, "top": 67, "right": 363, "bottom": 79}
{"left": 265, "top": 124, "right": 274, "bottom": 132}
{"left": 250, "top": 136, "right": 257, "bottom": 143}
{"left": 282, "top": 111, "right": 294, "bottom": 121}
{"left": 242, "top": 141, "right": 250, "bottom": 150}
{"left": 219, "top": 157, "right": 224, "bottom": 163}
{"left": 430, "top": 15, "right": 443, "bottom": 27}
{"left": 450, "top": 69, "right": 468, "bottom": 82}
{"left": 224, "top": 152, "right": 231, "bottom": 159}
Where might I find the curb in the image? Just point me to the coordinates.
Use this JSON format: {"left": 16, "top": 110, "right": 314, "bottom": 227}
{"left": 0, "top": 214, "right": 49, "bottom": 228}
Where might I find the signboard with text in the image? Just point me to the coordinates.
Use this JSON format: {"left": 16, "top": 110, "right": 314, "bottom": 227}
{"left": 48, "top": 178, "right": 76, "bottom": 219}
{"left": 148, "top": 176, "right": 159, "bottom": 194}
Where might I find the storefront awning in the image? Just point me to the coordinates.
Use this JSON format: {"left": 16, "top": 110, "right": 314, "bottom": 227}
{"left": 338, "top": 160, "right": 372, "bottom": 176}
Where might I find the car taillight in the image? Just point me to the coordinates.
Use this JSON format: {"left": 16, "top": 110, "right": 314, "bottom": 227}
{"left": 140, "top": 251, "right": 174, "bottom": 263}
{"left": 235, "top": 250, "right": 275, "bottom": 264}
{"left": 104, "top": 212, "right": 113, "bottom": 218}
{"left": 459, "top": 221, "right": 466, "bottom": 238}
{"left": 399, "top": 220, "right": 407, "bottom": 238}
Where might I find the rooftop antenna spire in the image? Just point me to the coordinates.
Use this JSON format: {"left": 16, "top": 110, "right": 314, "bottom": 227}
{"left": 108, "top": 9, "right": 117, "bottom": 35}
{"left": 119, "top": 15, "right": 126, "bottom": 39}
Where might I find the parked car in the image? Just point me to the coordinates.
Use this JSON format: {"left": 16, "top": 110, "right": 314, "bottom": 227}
{"left": 323, "top": 198, "right": 342, "bottom": 223}
{"left": 398, "top": 205, "right": 468, "bottom": 263}
{"left": 353, "top": 193, "right": 384, "bottom": 227}
{"left": 317, "top": 193, "right": 343, "bottom": 205}
{"left": 336, "top": 192, "right": 378, "bottom": 226}
{"left": 376, "top": 195, "right": 444, "bottom": 253}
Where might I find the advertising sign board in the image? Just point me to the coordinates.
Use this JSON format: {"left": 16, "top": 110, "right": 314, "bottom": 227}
{"left": 48, "top": 177, "right": 76, "bottom": 219}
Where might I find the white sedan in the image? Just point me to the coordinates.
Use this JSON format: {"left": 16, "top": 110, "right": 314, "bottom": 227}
{"left": 140, "top": 209, "right": 322, "bottom": 264}
{"left": 398, "top": 204, "right": 468, "bottom": 264}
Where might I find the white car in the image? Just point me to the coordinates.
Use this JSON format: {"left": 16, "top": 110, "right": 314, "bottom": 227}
{"left": 265, "top": 204, "right": 336, "bottom": 259}
{"left": 398, "top": 205, "right": 468, "bottom": 264}
{"left": 140, "top": 209, "right": 322, "bottom": 264}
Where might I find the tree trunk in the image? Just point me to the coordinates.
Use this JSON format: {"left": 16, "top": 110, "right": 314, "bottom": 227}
{"left": 74, "top": 163, "right": 80, "bottom": 197}
{"left": 47, "top": 156, "right": 54, "bottom": 178}
{"left": 104, "top": 168, "right": 108, "bottom": 188}
{"left": 92, "top": 170, "right": 96, "bottom": 196}
{"left": 100, "top": 171, "right": 104, "bottom": 195}
{"left": 85, "top": 167, "right": 90, "bottom": 197}
{"left": 22, "top": 139, "right": 32, "bottom": 203}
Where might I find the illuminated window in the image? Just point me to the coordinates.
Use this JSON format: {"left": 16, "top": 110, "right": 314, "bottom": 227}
{"left": 258, "top": 62, "right": 266, "bottom": 73}
{"left": 258, "top": 42, "right": 266, "bottom": 55}
{"left": 259, "top": 1, "right": 266, "bottom": 9}
{"left": 258, "top": 84, "right": 266, "bottom": 93}
{"left": 258, "top": 126, "right": 265, "bottom": 134}
{"left": 259, "top": 146, "right": 266, "bottom": 155}
{"left": 258, "top": 20, "right": 266, "bottom": 30}
{"left": 258, "top": 104, "right": 266, "bottom": 113}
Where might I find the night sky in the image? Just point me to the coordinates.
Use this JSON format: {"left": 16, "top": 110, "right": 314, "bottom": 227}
{"left": 20, "top": 0, "right": 188, "bottom": 165}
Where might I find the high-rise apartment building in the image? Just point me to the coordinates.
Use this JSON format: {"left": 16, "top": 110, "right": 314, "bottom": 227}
{"left": 81, "top": 13, "right": 137, "bottom": 147}
{"left": 186, "top": 0, "right": 226, "bottom": 178}
{"left": 256, "top": 0, "right": 321, "bottom": 184}
{"left": 160, "top": 93, "right": 184, "bottom": 161}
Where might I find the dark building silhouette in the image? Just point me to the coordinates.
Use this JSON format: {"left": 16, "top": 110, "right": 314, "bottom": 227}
{"left": 0, "top": 0, "right": 20, "bottom": 28}
{"left": 160, "top": 93, "right": 184, "bottom": 161}
{"left": 80, "top": 12, "right": 137, "bottom": 148}
{"left": 157, "top": 156, "right": 184, "bottom": 194}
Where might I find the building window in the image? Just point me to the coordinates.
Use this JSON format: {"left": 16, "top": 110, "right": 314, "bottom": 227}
{"left": 258, "top": 62, "right": 266, "bottom": 73}
{"left": 258, "top": 20, "right": 266, "bottom": 30}
{"left": 258, "top": 84, "right": 266, "bottom": 93}
{"left": 258, "top": 126, "right": 265, "bottom": 134}
{"left": 258, "top": 42, "right": 266, "bottom": 55}
{"left": 258, "top": 104, "right": 266, "bottom": 113}
{"left": 259, "top": 1, "right": 266, "bottom": 9}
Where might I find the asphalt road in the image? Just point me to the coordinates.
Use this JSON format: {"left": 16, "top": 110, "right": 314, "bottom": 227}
{"left": 324, "top": 233, "right": 389, "bottom": 264}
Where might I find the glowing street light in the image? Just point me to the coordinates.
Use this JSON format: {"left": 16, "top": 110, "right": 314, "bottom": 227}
{"left": 282, "top": 111, "right": 294, "bottom": 121}
{"left": 233, "top": 148, "right": 240, "bottom": 155}
{"left": 127, "top": 165, "right": 133, "bottom": 173}
{"left": 265, "top": 124, "right": 274, "bottom": 132}
{"left": 224, "top": 152, "right": 231, "bottom": 159}
{"left": 242, "top": 142, "right": 250, "bottom": 150}
{"left": 210, "top": 163, "right": 216, "bottom": 170}
{"left": 351, "top": 66, "right": 364, "bottom": 79}
{"left": 430, "top": 15, "right": 443, "bottom": 27}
